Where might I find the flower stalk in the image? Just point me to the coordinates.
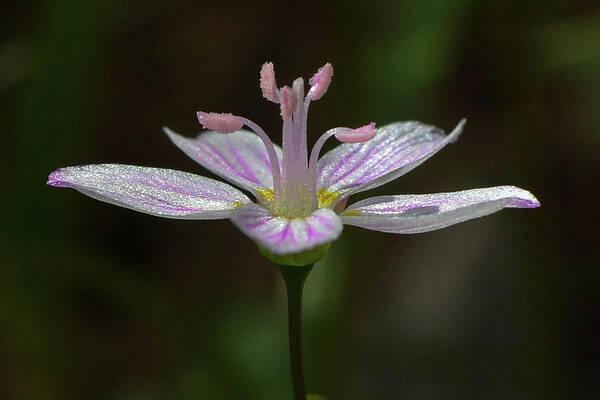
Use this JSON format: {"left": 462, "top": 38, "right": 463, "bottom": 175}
{"left": 278, "top": 263, "right": 314, "bottom": 400}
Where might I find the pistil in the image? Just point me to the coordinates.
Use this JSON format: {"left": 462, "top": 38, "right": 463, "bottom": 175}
{"left": 278, "top": 81, "right": 315, "bottom": 217}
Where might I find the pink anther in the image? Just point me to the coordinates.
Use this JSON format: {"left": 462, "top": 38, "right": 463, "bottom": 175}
{"left": 279, "top": 86, "right": 297, "bottom": 119}
{"left": 196, "top": 112, "right": 244, "bottom": 134}
{"left": 308, "top": 63, "right": 333, "bottom": 101}
{"left": 334, "top": 123, "right": 376, "bottom": 143}
{"left": 260, "top": 62, "right": 279, "bottom": 103}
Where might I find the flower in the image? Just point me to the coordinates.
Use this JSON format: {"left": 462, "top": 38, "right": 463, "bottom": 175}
{"left": 47, "top": 62, "right": 540, "bottom": 260}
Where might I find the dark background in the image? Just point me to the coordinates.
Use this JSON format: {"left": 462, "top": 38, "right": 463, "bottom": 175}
{"left": 2, "top": 0, "right": 599, "bottom": 399}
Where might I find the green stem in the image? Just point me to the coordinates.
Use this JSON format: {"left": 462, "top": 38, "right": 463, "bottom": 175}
{"left": 278, "top": 264, "right": 314, "bottom": 400}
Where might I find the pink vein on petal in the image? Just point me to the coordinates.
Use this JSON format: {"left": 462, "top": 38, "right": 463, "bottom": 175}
{"left": 228, "top": 144, "right": 259, "bottom": 183}
{"left": 306, "top": 222, "right": 326, "bottom": 241}
{"left": 313, "top": 215, "right": 334, "bottom": 230}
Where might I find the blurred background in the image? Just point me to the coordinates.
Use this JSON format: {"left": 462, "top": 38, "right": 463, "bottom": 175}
{"left": 1, "top": 0, "right": 599, "bottom": 399}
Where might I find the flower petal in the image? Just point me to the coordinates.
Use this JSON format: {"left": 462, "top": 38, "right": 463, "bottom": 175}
{"left": 341, "top": 186, "right": 540, "bottom": 233}
{"left": 230, "top": 204, "right": 343, "bottom": 255}
{"left": 47, "top": 164, "right": 250, "bottom": 219}
{"left": 317, "top": 120, "right": 465, "bottom": 202}
{"left": 164, "top": 128, "right": 282, "bottom": 194}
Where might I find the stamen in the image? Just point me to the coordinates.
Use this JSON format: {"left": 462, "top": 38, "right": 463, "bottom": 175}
{"left": 197, "top": 111, "right": 282, "bottom": 197}
{"left": 260, "top": 62, "right": 279, "bottom": 103}
{"left": 307, "top": 62, "right": 333, "bottom": 101}
{"left": 196, "top": 112, "right": 244, "bottom": 134}
{"left": 279, "top": 86, "right": 297, "bottom": 119}
{"left": 308, "top": 123, "right": 377, "bottom": 199}
{"left": 238, "top": 117, "right": 283, "bottom": 198}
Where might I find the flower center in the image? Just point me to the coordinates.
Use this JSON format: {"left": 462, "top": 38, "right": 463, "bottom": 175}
{"left": 197, "top": 62, "right": 375, "bottom": 218}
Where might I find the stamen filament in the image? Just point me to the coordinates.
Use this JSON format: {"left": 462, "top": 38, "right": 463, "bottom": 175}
{"left": 308, "top": 124, "right": 376, "bottom": 201}
{"left": 238, "top": 117, "right": 282, "bottom": 197}
{"left": 302, "top": 96, "right": 315, "bottom": 205}
{"left": 308, "top": 127, "right": 345, "bottom": 198}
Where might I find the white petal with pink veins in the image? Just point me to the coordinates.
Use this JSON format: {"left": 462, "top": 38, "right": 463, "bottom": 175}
{"left": 317, "top": 120, "right": 465, "bottom": 202}
{"left": 47, "top": 164, "right": 250, "bottom": 219}
{"left": 230, "top": 204, "right": 343, "bottom": 255}
{"left": 165, "top": 128, "right": 282, "bottom": 194}
{"left": 341, "top": 186, "right": 540, "bottom": 233}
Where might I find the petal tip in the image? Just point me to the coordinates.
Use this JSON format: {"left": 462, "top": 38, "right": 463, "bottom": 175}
{"left": 512, "top": 193, "right": 541, "bottom": 209}
{"left": 504, "top": 186, "right": 540, "bottom": 208}
{"left": 47, "top": 169, "right": 67, "bottom": 187}
{"left": 448, "top": 118, "right": 467, "bottom": 143}
{"left": 162, "top": 126, "right": 180, "bottom": 140}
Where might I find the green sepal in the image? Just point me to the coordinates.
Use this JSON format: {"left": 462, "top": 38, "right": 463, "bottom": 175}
{"left": 257, "top": 243, "right": 331, "bottom": 266}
